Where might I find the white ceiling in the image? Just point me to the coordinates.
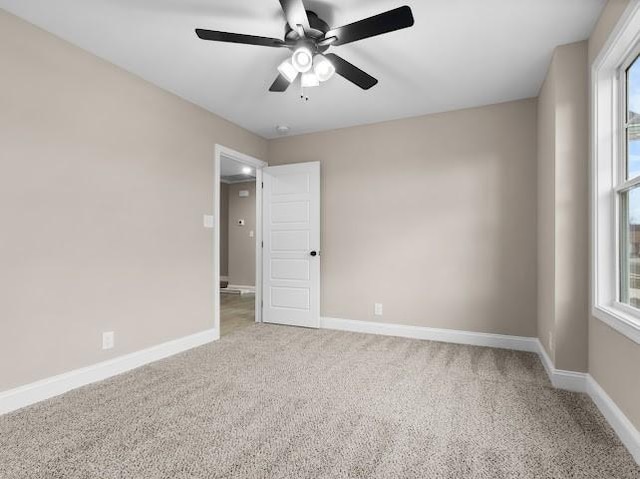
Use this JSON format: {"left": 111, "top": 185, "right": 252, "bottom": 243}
{"left": 1, "top": 0, "right": 605, "bottom": 139}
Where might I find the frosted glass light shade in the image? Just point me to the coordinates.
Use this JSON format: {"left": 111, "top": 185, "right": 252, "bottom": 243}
{"left": 292, "top": 47, "right": 313, "bottom": 73}
{"left": 277, "top": 58, "right": 298, "bottom": 82}
{"left": 301, "top": 72, "right": 319, "bottom": 88}
{"left": 313, "top": 54, "right": 335, "bottom": 82}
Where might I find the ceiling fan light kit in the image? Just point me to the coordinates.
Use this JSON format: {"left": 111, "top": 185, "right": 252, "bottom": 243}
{"left": 277, "top": 58, "right": 298, "bottom": 83}
{"left": 292, "top": 47, "right": 313, "bottom": 72}
{"left": 301, "top": 72, "right": 320, "bottom": 88}
{"left": 196, "top": 1, "right": 414, "bottom": 94}
{"left": 313, "top": 54, "right": 335, "bottom": 82}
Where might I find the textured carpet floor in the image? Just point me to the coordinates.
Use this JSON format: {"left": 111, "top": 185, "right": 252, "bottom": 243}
{"left": 1, "top": 324, "right": 639, "bottom": 479}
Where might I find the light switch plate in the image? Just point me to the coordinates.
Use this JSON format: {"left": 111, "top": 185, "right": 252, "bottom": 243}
{"left": 203, "top": 215, "right": 214, "bottom": 229}
{"left": 102, "top": 331, "right": 114, "bottom": 350}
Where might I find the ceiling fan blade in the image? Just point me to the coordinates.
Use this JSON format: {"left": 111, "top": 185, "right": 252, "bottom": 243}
{"left": 195, "top": 29, "right": 286, "bottom": 48}
{"left": 325, "top": 54, "right": 378, "bottom": 90}
{"left": 279, "top": 0, "right": 310, "bottom": 32}
{"left": 269, "top": 73, "right": 292, "bottom": 92}
{"left": 325, "top": 6, "right": 414, "bottom": 46}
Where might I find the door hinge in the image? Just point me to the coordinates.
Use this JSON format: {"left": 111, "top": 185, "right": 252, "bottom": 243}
{"left": 261, "top": 181, "right": 264, "bottom": 188}
{"left": 261, "top": 241, "right": 264, "bottom": 248}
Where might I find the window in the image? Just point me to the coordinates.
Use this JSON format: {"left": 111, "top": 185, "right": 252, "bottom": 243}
{"left": 592, "top": 3, "right": 640, "bottom": 345}
{"left": 619, "top": 54, "right": 640, "bottom": 309}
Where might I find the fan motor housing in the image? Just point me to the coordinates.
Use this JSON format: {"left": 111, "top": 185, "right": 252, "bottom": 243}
{"left": 285, "top": 11, "right": 329, "bottom": 42}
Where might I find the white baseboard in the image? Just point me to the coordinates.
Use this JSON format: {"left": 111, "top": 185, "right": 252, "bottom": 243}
{"left": 0, "top": 328, "right": 217, "bottom": 416}
{"left": 226, "top": 284, "right": 255, "bottom": 294}
{"left": 535, "top": 340, "right": 588, "bottom": 393}
{"left": 320, "top": 317, "right": 539, "bottom": 352}
{"left": 587, "top": 376, "right": 640, "bottom": 464}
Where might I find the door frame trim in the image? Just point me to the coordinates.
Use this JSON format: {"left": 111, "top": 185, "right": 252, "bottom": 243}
{"left": 214, "top": 144, "right": 267, "bottom": 339}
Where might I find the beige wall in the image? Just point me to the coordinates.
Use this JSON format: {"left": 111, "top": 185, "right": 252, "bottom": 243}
{"left": 0, "top": 10, "right": 267, "bottom": 391}
{"left": 537, "top": 58, "right": 557, "bottom": 363}
{"left": 588, "top": 0, "right": 640, "bottom": 430}
{"left": 536, "top": 41, "right": 589, "bottom": 373}
{"left": 554, "top": 42, "right": 589, "bottom": 373}
{"left": 220, "top": 183, "right": 229, "bottom": 277}
{"left": 227, "top": 182, "right": 256, "bottom": 286}
{"left": 268, "top": 99, "right": 538, "bottom": 336}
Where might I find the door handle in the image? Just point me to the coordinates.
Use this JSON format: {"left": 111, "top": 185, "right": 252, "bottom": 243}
{"left": 310, "top": 250, "right": 318, "bottom": 257}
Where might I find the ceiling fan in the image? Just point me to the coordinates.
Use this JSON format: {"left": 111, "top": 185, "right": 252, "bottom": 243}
{"left": 195, "top": 0, "right": 414, "bottom": 93}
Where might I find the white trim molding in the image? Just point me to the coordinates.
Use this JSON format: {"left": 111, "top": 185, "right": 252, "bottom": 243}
{"left": 0, "top": 329, "right": 216, "bottom": 416}
{"left": 591, "top": 0, "right": 640, "bottom": 345}
{"left": 588, "top": 376, "right": 640, "bottom": 464}
{"left": 225, "top": 284, "right": 256, "bottom": 294}
{"left": 320, "top": 317, "right": 539, "bottom": 352}
{"left": 593, "top": 305, "right": 640, "bottom": 345}
{"left": 213, "top": 144, "right": 267, "bottom": 338}
{"left": 536, "top": 341, "right": 588, "bottom": 393}
{"left": 221, "top": 284, "right": 256, "bottom": 295}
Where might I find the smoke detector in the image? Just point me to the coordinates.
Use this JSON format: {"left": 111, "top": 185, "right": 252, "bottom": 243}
{"left": 275, "top": 125, "right": 290, "bottom": 135}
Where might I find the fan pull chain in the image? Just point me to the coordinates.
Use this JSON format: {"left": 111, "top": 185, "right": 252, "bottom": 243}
{"left": 299, "top": 84, "right": 309, "bottom": 102}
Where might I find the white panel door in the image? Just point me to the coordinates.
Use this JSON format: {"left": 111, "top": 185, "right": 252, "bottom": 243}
{"left": 262, "top": 162, "right": 320, "bottom": 328}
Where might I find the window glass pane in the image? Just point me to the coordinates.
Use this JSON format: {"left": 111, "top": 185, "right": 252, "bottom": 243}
{"left": 627, "top": 58, "right": 640, "bottom": 179}
{"left": 620, "top": 186, "right": 640, "bottom": 308}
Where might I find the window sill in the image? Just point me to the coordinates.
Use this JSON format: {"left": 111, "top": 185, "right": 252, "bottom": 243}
{"left": 593, "top": 304, "right": 640, "bottom": 345}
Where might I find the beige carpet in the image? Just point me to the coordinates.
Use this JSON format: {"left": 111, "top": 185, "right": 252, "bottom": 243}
{"left": 1, "top": 324, "right": 638, "bottom": 478}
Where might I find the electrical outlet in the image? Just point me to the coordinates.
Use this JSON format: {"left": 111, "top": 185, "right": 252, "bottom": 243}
{"left": 548, "top": 331, "right": 554, "bottom": 353}
{"left": 374, "top": 303, "right": 383, "bottom": 316}
{"left": 203, "top": 215, "right": 214, "bottom": 229}
{"left": 102, "top": 331, "right": 114, "bottom": 350}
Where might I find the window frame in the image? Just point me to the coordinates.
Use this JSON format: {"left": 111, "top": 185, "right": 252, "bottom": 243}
{"left": 614, "top": 46, "right": 640, "bottom": 310}
{"left": 592, "top": 2, "right": 640, "bottom": 345}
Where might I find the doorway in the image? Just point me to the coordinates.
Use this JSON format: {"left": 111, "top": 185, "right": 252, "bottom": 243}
{"left": 214, "top": 145, "right": 266, "bottom": 339}
{"left": 213, "top": 146, "right": 322, "bottom": 338}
